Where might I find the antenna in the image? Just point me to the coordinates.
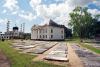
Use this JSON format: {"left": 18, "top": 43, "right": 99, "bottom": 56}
{"left": 7, "top": 20, "right": 10, "bottom": 32}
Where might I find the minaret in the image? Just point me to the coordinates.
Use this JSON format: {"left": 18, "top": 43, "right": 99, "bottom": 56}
{"left": 7, "top": 20, "right": 10, "bottom": 32}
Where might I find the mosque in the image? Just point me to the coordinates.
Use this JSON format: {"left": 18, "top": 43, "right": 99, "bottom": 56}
{"left": 0, "top": 21, "right": 25, "bottom": 40}
{"left": 0, "top": 26, "right": 24, "bottom": 39}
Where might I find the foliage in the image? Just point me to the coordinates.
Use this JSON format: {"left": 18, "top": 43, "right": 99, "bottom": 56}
{"left": 69, "top": 6, "right": 94, "bottom": 38}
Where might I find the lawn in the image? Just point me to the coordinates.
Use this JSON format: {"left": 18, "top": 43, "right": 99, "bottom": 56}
{"left": 66, "top": 38, "right": 100, "bottom": 54}
{"left": 0, "top": 41, "right": 64, "bottom": 67}
{"left": 80, "top": 43, "right": 100, "bottom": 54}
{"left": 65, "top": 38, "right": 81, "bottom": 43}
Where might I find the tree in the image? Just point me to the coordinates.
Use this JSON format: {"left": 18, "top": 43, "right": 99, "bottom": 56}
{"left": 95, "top": 14, "right": 100, "bottom": 20}
{"left": 69, "top": 6, "right": 93, "bottom": 38}
{"left": 92, "top": 19, "right": 100, "bottom": 36}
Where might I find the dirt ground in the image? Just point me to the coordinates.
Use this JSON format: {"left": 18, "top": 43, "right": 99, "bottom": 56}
{"left": 0, "top": 50, "right": 10, "bottom": 67}
{"left": 67, "top": 43, "right": 84, "bottom": 67}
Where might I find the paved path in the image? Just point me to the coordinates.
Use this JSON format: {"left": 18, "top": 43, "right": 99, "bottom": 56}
{"left": 33, "top": 42, "right": 69, "bottom": 67}
{"left": 67, "top": 43, "right": 84, "bottom": 67}
{"left": 0, "top": 50, "right": 10, "bottom": 67}
{"left": 33, "top": 43, "right": 58, "bottom": 61}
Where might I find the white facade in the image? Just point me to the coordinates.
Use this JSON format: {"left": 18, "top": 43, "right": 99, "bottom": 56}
{"left": 31, "top": 20, "right": 65, "bottom": 40}
{"left": 0, "top": 34, "right": 10, "bottom": 39}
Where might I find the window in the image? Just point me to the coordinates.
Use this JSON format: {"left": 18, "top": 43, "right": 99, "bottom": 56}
{"left": 51, "top": 29, "right": 53, "bottom": 33}
{"left": 46, "top": 35, "right": 47, "bottom": 38}
{"left": 46, "top": 29, "right": 47, "bottom": 33}
{"left": 61, "top": 30, "right": 63, "bottom": 34}
{"left": 40, "top": 35, "right": 41, "bottom": 38}
{"left": 39, "top": 30, "right": 41, "bottom": 33}
{"left": 51, "top": 35, "right": 53, "bottom": 38}
{"left": 43, "top": 35, "right": 44, "bottom": 38}
{"left": 43, "top": 29, "right": 44, "bottom": 33}
{"left": 61, "top": 35, "right": 63, "bottom": 38}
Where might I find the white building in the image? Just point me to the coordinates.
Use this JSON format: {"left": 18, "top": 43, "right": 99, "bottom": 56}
{"left": 31, "top": 19, "right": 65, "bottom": 40}
{"left": 0, "top": 34, "right": 10, "bottom": 40}
{"left": 0, "top": 26, "right": 24, "bottom": 40}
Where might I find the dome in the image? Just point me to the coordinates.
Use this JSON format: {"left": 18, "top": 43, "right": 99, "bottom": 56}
{"left": 13, "top": 26, "right": 19, "bottom": 30}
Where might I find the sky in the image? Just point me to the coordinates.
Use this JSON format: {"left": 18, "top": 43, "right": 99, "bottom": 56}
{"left": 0, "top": 0, "right": 100, "bottom": 33}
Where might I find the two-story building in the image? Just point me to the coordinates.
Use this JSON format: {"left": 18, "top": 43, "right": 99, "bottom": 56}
{"left": 31, "top": 19, "right": 65, "bottom": 40}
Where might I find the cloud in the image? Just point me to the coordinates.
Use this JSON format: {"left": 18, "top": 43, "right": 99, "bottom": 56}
{"left": 18, "top": 12, "right": 36, "bottom": 21}
{"left": 36, "top": 3, "right": 73, "bottom": 26}
{"left": 88, "top": 9, "right": 100, "bottom": 18}
{"left": 12, "top": 11, "right": 17, "bottom": 15}
{"left": 66, "top": 0, "right": 93, "bottom": 7}
{"left": 93, "top": 0, "right": 100, "bottom": 7}
{"left": 36, "top": 4, "right": 71, "bottom": 18}
{"left": 0, "top": 18, "right": 8, "bottom": 24}
{"left": 2, "top": 0, "right": 99, "bottom": 27}
{"left": 3, "top": 0, "right": 19, "bottom": 11}
{"left": 30, "top": 0, "right": 41, "bottom": 8}
{"left": 30, "top": 0, "right": 95, "bottom": 27}
{"left": 2, "top": 10, "right": 7, "bottom": 13}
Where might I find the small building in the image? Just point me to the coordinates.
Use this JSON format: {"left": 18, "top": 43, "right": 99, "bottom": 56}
{"left": 31, "top": 19, "right": 65, "bottom": 40}
{"left": 0, "top": 34, "right": 10, "bottom": 40}
{"left": 0, "top": 26, "right": 24, "bottom": 39}
{"left": 0, "top": 23, "right": 31, "bottom": 40}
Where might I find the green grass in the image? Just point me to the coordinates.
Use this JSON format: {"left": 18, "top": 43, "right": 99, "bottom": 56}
{"left": 66, "top": 38, "right": 100, "bottom": 54}
{"left": 79, "top": 43, "right": 100, "bottom": 54}
{"left": 0, "top": 41, "right": 64, "bottom": 67}
{"left": 65, "top": 38, "right": 81, "bottom": 43}
{"left": 65, "top": 38, "right": 100, "bottom": 54}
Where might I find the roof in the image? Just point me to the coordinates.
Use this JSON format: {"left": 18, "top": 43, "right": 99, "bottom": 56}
{"left": 32, "top": 19, "right": 65, "bottom": 30}
{"left": 48, "top": 19, "right": 65, "bottom": 28}
{"left": 13, "top": 26, "right": 19, "bottom": 30}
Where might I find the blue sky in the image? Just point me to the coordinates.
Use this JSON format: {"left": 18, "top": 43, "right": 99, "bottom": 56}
{"left": 0, "top": 0, "right": 100, "bottom": 33}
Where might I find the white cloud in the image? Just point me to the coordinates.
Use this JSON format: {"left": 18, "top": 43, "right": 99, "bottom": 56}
{"left": 3, "top": 0, "right": 19, "bottom": 11}
{"left": 93, "top": 0, "right": 100, "bottom": 7}
{"left": 0, "top": 18, "right": 8, "bottom": 24}
{"left": 30, "top": 0, "right": 41, "bottom": 8}
{"left": 30, "top": 0, "right": 94, "bottom": 26}
{"left": 12, "top": 11, "right": 17, "bottom": 15}
{"left": 88, "top": 9, "right": 100, "bottom": 16}
{"left": 88, "top": 9, "right": 100, "bottom": 20}
{"left": 34, "top": 3, "right": 72, "bottom": 26}
{"left": 66, "top": 0, "right": 93, "bottom": 7}
{"left": 2, "top": 10, "right": 7, "bottom": 13}
{"left": 18, "top": 12, "right": 36, "bottom": 21}
{"left": 36, "top": 5, "right": 48, "bottom": 18}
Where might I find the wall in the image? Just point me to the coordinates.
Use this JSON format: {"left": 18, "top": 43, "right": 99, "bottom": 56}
{"left": 31, "top": 26, "right": 65, "bottom": 40}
